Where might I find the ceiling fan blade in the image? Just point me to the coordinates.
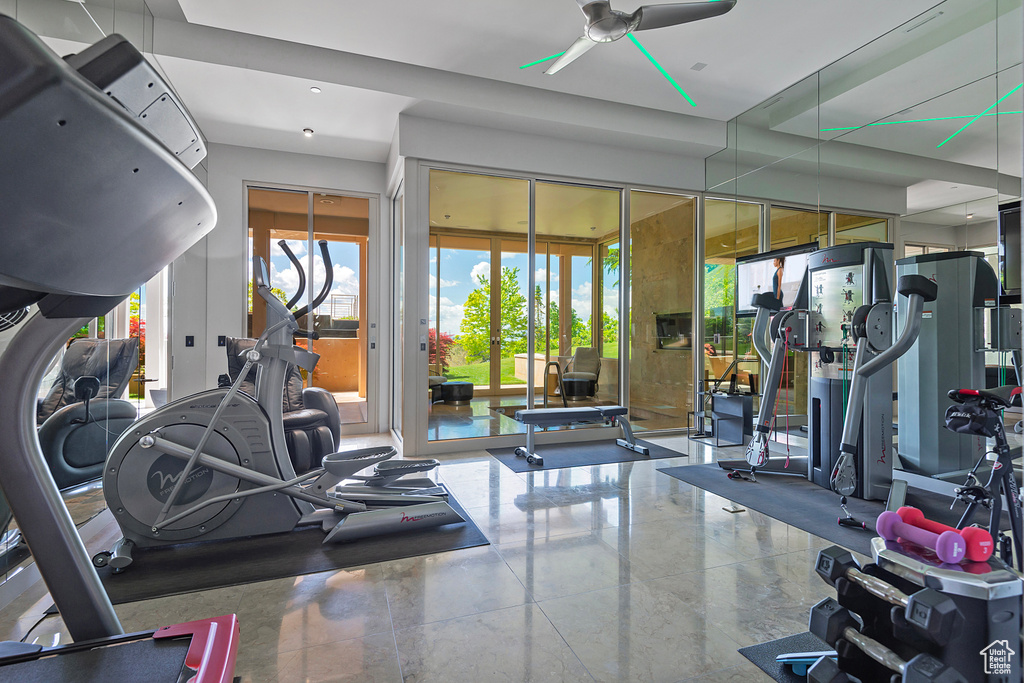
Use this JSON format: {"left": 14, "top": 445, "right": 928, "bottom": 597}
{"left": 633, "top": 0, "right": 736, "bottom": 32}
{"left": 544, "top": 37, "right": 597, "bottom": 74}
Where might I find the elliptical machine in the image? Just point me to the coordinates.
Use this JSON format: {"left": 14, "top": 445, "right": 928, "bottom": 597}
{"left": 94, "top": 244, "right": 464, "bottom": 571}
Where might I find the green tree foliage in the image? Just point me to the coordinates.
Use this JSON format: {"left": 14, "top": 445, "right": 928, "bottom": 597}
{"left": 459, "top": 267, "right": 529, "bottom": 362}
{"left": 247, "top": 281, "right": 293, "bottom": 311}
{"left": 602, "top": 310, "right": 618, "bottom": 344}
{"left": 704, "top": 263, "right": 735, "bottom": 313}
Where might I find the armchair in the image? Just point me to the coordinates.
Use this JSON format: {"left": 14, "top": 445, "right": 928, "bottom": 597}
{"left": 36, "top": 337, "right": 139, "bottom": 490}
{"left": 220, "top": 337, "right": 341, "bottom": 474}
{"left": 563, "top": 347, "right": 601, "bottom": 398}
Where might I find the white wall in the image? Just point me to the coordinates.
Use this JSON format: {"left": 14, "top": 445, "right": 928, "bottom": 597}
{"left": 895, "top": 220, "right": 961, "bottom": 255}
{"left": 961, "top": 220, "right": 999, "bottom": 249}
{"left": 397, "top": 114, "right": 708, "bottom": 191}
{"left": 169, "top": 143, "right": 387, "bottom": 399}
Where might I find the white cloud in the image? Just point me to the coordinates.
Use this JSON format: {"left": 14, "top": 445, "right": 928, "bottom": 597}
{"left": 535, "top": 268, "right": 559, "bottom": 285}
{"left": 430, "top": 274, "right": 459, "bottom": 288}
{"left": 470, "top": 261, "right": 490, "bottom": 283}
{"left": 270, "top": 261, "right": 301, "bottom": 297}
{"left": 429, "top": 295, "right": 465, "bottom": 333}
{"left": 572, "top": 281, "right": 593, "bottom": 318}
{"left": 270, "top": 239, "right": 307, "bottom": 260}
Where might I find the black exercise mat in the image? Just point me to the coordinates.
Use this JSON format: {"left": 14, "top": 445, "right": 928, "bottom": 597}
{"left": 658, "top": 463, "right": 1006, "bottom": 557}
{"left": 738, "top": 632, "right": 832, "bottom": 683}
{"left": 488, "top": 438, "right": 683, "bottom": 473}
{"left": 87, "top": 496, "right": 486, "bottom": 605}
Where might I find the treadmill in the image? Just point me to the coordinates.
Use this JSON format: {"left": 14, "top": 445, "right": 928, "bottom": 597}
{"left": 0, "top": 15, "right": 237, "bottom": 680}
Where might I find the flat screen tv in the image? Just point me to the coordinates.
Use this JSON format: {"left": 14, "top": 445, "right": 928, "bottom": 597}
{"left": 735, "top": 243, "right": 816, "bottom": 317}
{"left": 999, "top": 201, "right": 1020, "bottom": 296}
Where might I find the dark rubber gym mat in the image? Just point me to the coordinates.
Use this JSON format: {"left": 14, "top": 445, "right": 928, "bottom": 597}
{"left": 738, "top": 632, "right": 831, "bottom": 682}
{"left": 487, "top": 438, "right": 683, "bottom": 473}
{"left": 658, "top": 463, "right": 1013, "bottom": 557}
{"left": 87, "top": 495, "right": 487, "bottom": 605}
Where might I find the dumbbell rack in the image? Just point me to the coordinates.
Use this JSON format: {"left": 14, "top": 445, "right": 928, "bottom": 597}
{"left": 870, "top": 538, "right": 1021, "bottom": 683}
{"left": 811, "top": 539, "right": 1022, "bottom": 682}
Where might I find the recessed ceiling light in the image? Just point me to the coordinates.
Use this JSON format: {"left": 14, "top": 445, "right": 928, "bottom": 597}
{"left": 303, "top": 128, "right": 314, "bottom": 137}
{"left": 320, "top": 199, "right": 335, "bottom": 205}
{"left": 966, "top": 213, "right": 974, "bottom": 219}
{"left": 309, "top": 86, "right": 322, "bottom": 94}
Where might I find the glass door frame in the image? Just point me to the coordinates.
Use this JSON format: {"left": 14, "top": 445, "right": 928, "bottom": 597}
{"left": 243, "top": 181, "right": 383, "bottom": 436}
{"left": 407, "top": 162, "right": 899, "bottom": 455}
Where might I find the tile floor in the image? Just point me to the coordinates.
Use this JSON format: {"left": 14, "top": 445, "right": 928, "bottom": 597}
{"left": 0, "top": 434, "right": 848, "bottom": 682}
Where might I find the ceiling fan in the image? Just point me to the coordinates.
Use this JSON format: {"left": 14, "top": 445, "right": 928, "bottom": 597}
{"left": 541, "top": 0, "right": 737, "bottom": 75}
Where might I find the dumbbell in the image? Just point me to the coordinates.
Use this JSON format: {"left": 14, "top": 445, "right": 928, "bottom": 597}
{"left": 896, "top": 506, "right": 994, "bottom": 562}
{"left": 876, "top": 511, "right": 966, "bottom": 564}
{"left": 807, "top": 656, "right": 852, "bottom": 683}
{"left": 815, "top": 547, "right": 962, "bottom": 647}
{"left": 809, "top": 598, "right": 966, "bottom": 683}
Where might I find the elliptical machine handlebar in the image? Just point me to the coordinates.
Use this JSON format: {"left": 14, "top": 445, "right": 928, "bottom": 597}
{"left": 291, "top": 240, "right": 333, "bottom": 323}
{"left": 277, "top": 240, "right": 306, "bottom": 310}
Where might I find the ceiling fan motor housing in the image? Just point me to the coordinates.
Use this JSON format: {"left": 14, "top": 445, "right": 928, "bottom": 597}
{"left": 582, "top": 2, "right": 636, "bottom": 42}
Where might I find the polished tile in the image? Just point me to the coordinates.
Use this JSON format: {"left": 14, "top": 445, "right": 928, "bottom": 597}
{"left": 539, "top": 580, "right": 746, "bottom": 682}
{"left": 681, "top": 661, "right": 775, "bottom": 682}
{"left": 380, "top": 545, "right": 530, "bottom": 630}
{"left": 0, "top": 431, "right": 853, "bottom": 683}
{"left": 465, "top": 501, "right": 593, "bottom": 545}
{"left": 232, "top": 565, "right": 392, "bottom": 654}
{"left": 395, "top": 603, "right": 593, "bottom": 683}
{"left": 644, "top": 557, "right": 828, "bottom": 647}
{"left": 596, "top": 517, "right": 748, "bottom": 581}
{"left": 238, "top": 632, "right": 402, "bottom": 683}
{"left": 497, "top": 531, "right": 636, "bottom": 601}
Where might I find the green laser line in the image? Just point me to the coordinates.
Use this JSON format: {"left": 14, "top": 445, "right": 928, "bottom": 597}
{"left": 936, "top": 83, "right": 1024, "bottom": 148}
{"left": 821, "top": 110, "right": 1024, "bottom": 132}
{"left": 627, "top": 33, "right": 696, "bottom": 107}
{"left": 520, "top": 52, "right": 566, "bottom": 69}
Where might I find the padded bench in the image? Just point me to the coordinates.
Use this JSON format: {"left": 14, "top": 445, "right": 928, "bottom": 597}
{"left": 511, "top": 405, "right": 649, "bottom": 466}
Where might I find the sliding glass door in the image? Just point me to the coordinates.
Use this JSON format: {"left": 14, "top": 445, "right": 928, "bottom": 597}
{"left": 247, "top": 186, "right": 375, "bottom": 428}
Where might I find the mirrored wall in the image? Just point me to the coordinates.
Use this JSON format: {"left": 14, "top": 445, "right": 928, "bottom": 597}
{"left": 703, "top": 0, "right": 1023, "bottom": 430}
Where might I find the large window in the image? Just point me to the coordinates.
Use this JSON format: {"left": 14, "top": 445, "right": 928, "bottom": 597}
{"left": 426, "top": 171, "right": 622, "bottom": 441}
{"left": 248, "top": 187, "right": 371, "bottom": 426}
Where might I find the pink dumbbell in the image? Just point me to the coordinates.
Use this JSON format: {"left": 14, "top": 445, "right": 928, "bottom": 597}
{"left": 896, "top": 506, "right": 994, "bottom": 562}
{"left": 876, "top": 511, "right": 967, "bottom": 564}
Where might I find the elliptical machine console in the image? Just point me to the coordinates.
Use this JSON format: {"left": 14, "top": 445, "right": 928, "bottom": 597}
{"left": 95, "top": 243, "right": 464, "bottom": 571}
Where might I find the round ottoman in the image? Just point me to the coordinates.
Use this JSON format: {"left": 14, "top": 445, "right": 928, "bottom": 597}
{"left": 440, "top": 381, "right": 474, "bottom": 406}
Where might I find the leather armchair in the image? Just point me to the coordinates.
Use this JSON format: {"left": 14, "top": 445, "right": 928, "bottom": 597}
{"left": 220, "top": 337, "right": 341, "bottom": 474}
{"left": 36, "top": 338, "right": 139, "bottom": 490}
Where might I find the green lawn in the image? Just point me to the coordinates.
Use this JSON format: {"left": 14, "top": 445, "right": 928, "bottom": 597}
{"left": 444, "top": 356, "right": 525, "bottom": 385}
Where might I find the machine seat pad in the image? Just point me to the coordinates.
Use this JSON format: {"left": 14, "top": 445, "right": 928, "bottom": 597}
{"left": 897, "top": 274, "right": 938, "bottom": 303}
{"left": 282, "top": 408, "right": 330, "bottom": 430}
{"left": 515, "top": 406, "right": 628, "bottom": 425}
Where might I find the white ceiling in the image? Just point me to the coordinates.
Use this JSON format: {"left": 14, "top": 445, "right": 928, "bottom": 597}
{"left": 22, "top": 0, "right": 1020, "bottom": 224}
{"left": 175, "top": 0, "right": 943, "bottom": 123}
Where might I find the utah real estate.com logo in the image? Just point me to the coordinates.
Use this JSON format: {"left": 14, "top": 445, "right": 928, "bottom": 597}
{"left": 980, "top": 639, "right": 1016, "bottom": 676}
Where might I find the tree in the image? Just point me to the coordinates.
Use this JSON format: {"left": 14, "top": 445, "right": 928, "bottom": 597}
{"left": 459, "top": 266, "right": 529, "bottom": 362}
{"left": 428, "top": 328, "right": 455, "bottom": 373}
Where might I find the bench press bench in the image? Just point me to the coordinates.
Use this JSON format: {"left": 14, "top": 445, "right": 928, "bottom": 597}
{"left": 512, "top": 406, "right": 649, "bottom": 466}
